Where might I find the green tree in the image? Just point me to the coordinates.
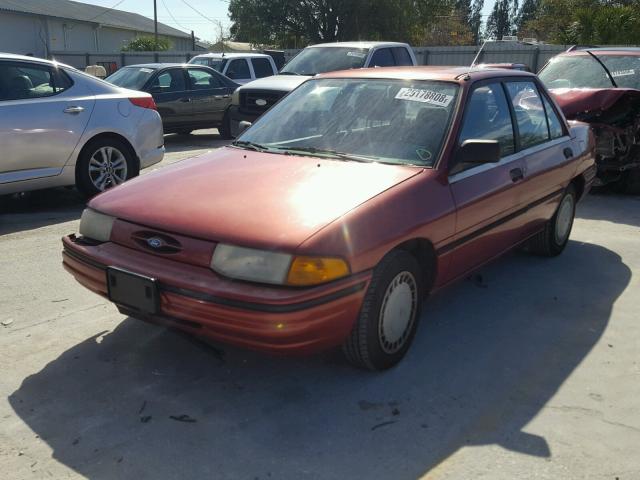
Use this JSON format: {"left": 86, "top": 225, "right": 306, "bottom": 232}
{"left": 485, "top": 0, "right": 519, "bottom": 39}
{"left": 121, "top": 36, "right": 170, "bottom": 52}
{"left": 455, "top": 0, "right": 485, "bottom": 43}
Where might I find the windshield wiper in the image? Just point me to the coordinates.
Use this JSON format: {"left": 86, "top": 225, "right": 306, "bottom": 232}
{"left": 585, "top": 50, "right": 618, "bottom": 87}
{"left": 232, "top": 140, "right": 270, "bottom": 152}
{"left": 272, "top": 146, "right": 375, "bottom": 163}
{"left": 280, "top": 71, "right": 301, "bottom": 76}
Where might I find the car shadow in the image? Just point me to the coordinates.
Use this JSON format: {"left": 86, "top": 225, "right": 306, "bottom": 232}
{"left": 9, "top": 241, "right": 629, "bottom": 479}
{"left": 577, "top": 191, "right": 640, "bottom": 228}
{"left": 0, "top": 188, "right": 85, "bottom": 236}
{"left": 163, "top": 130, "right": 233, "bottom": 154}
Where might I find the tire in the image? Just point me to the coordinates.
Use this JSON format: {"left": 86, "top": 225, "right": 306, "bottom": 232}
{"left": 525, "top": 184, "right": 576, "bottom": 257}
{"left": 76, "top": 137, "right": 137, "bottom": 197}
{"left": 218, "top": 110, "right": 233, "bottom": 140}
{"left": 616, "top": 169, "right": 640, "bottom": 194}
{"left": 342, "top": 250, "right": 423, "bottom": 371}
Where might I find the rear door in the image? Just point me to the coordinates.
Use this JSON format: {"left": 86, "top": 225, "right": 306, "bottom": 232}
{"left": 146, "top": 68, "right": 191, "bottom": 131}
{"left": 0, "top": 61, "right": 93, "bottom": 182}
{"left": 444, "top": 81, "right": 527, "bottom": 282}
{"left": 186, "top": 67, "right": 229, "bottom": 125}
{"left": 503, "top": 79, "right": 576, "bottom": 236}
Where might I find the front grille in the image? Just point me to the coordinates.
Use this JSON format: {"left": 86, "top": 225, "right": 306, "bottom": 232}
{"left": 239, "top": 90, "right": 286, "bottom": 116}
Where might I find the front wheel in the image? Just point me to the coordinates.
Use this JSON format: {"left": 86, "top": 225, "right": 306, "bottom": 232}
{"left": 525, "top": 184, "right": 576, "bottom": 257}
{"left": 342, "top": 250, "right": 423, "bottom": 371}
{"left": 218, "top": 110, "right": 233, "bottom": 140}
{"left": 76, "top": 138, "right": 136, "bottom": 197}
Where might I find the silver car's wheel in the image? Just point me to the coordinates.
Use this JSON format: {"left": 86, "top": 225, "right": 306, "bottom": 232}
{"left": 88, "top": 146, "right": 128, "bottom": 191}
{"left": 77, "top": 138, "right": 137, "bottom": 197}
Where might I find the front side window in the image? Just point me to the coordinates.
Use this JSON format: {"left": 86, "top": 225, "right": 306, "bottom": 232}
{"left": 0, "top": 63, "right": 71, "bottom": 100}
{"left": 393, "top": 47, "right": 414, "bottom": 66}
{"left": 370, "top": 48, "right": 395, "bottom": 67}
{"left": 459, "top": 82, "right": 515, "bottom": 161}
{"left": 280, "top": 47, "right": 369, "bottom": 76}
{"left": 106, "top": 66, "right": 156, "bottom": 90}
{"left": 505, "top": 81, "right": 550, "bottom": 150}
{"left": 187, "top": 69, "right": 221, "bottom": 90}
{"left": 237, "top": 78, "right": 459, "bottom": 167}
{"left": 251, "top": 58, "right": 274, "bottom": 78}
{"left": 226, "top": 59, "right": 250, "bottom": 80}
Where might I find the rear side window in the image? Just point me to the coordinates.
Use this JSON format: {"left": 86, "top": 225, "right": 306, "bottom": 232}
{"left": 393, "top": 47, "right": 413, "bottom": 66}
{"left": 370, "top": 48, "right": 395, "bottom": 67}
{"left": 459, "top": 82, "right": 515, "bottom": 162}
{"left": 542, "top": 95, "right": 564, "bottom": 139}
{"left": 0, "top": 62, "right": 71, "bottom": 101}
{"left": 226, "top": 59, "right": 251, "bottom": 80}
{"left": 251, "top": 58, "right": 274, "bottom": 78}
{"left": 505, "top": 81, "right": 550, "bottom": 150}
{"left": 151, "top": 69, "right": 186, "bottom": 92}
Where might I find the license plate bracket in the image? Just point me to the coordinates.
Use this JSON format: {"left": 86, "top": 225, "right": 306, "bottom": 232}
{"left": 107, "top": 267, "right": 159, "bottom": 315}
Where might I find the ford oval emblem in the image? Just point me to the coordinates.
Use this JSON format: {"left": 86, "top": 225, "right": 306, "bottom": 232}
{"left": 255, "top": 99, "right": 267, "bottom": 106}
{"left": 147, "top": 237, "right": 163, "bottom": 249}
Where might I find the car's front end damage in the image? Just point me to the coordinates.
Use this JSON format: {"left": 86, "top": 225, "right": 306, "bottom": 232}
{"left": 551, "top": 87, "right": 640, "bottom": 190}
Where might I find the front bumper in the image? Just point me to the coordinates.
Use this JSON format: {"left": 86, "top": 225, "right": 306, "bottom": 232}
{"left": 62, "top": 235, "right": 369, "bottom": 355}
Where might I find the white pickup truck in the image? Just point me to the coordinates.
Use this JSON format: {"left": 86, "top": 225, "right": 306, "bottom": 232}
{"left": 227, "top": 41, "right": 417, "bottom": 137}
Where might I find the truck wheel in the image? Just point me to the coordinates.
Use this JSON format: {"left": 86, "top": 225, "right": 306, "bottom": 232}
{"left": 76, "top": 138, "right": 136, "bottom": 197}
{"left": 342, "top": 250, "right": 423, "bottom": 371}
{"left": 525, "top": 184, "right": 576, "bottom": 257}
{"left": 219, "top": 111, "right": 233, "bottom": 139}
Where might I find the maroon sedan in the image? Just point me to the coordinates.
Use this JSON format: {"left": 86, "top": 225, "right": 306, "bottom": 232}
{"left": 63, "top": 67, "right": 595, "bottom": 370}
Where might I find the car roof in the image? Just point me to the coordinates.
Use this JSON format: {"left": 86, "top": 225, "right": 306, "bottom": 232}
{"left": 0, "top": 52, "right": 74, "bottom": 68}
{"left": 191, "top": 52, "right": 272, "bottom": 59}
{"left": 123, "top": 63, "right": 208, "bottom": 69}
{"left": 562, "top": 47, "right": 640, "bottom": 56}
{"left": 317, "top": 66, "right": 535, "bottom": 83}
{"left": 308, "top": 41, "right": 410, "bottom": 49}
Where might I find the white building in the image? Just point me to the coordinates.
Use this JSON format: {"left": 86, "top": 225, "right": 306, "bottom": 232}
{"left": 0, "top": 0, "right": 196, "bottom": 57}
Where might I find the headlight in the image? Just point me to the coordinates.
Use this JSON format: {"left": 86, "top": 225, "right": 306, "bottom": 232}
{"left": 210, "top": 244, "right": 350, "bottom": 286}
{"left": 231, "top": 89, "right": 240, "bottom": 106}
{"left": 79, "top": 208, "right": 115, "bottom": 242}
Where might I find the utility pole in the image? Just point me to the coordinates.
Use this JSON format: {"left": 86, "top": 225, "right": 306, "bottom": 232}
{"left": 153, "top": 0, "right": 158, "bottom": 50}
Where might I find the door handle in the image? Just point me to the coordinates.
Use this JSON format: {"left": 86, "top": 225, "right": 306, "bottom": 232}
{"left": 563, "top": 147, "right": 574, "bottom": 159}
{"left": 179, "top": 98, "right": 192, "bottom": 103}
{"left": 63, "top": 106, "right": 84, "bottom": 114}
{"left": 510, "top": 167, "right": 524, "bottom": 182}
{"left": 213, "top": 95, "right": 230, "bottom": 100}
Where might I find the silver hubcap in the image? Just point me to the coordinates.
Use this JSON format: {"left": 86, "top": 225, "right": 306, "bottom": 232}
{"left": 378, "top": 271, "right": 418, "bottom": 354}
{"left": 89, "top": 146, "right": 127, "bottom": 191}
{"left": 555, "top": 193, "right": 574, "bottom": 244}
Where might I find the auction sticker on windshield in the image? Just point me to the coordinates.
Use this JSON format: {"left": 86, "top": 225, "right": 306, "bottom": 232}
{"left": 395, "top": 88, "right": 454, "bottom": 107}
{"left": 347, "top": 51, "right": 366, "bottom": 58}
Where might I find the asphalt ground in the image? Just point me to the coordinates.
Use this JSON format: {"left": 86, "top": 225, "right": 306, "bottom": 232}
{"left": 1, "top": 129, "right": 639, "bottom": 479}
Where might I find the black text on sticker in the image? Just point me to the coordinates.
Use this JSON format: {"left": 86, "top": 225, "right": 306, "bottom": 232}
{"left": 395, "top": 88, "right": 453, "bottom": 107}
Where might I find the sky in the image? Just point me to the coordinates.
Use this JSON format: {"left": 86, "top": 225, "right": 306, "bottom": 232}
{"left": 81, "top": 0, "right": 497, "bottom": 43}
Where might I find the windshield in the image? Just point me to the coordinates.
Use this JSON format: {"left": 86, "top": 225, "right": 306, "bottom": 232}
{"left": 539, "top": 54, "right": 640, "bottom": 90}
{"left": 106, "top": 66, "right": 156, "bottom": 89}
{"left": 280, "top": 47, "right": 369, "bottom": 76}
{"left": 235, "top": 78, "right": 459, "bottom": 167}
{"left": 189, "top": 57, "right": 227, "bottom": 72}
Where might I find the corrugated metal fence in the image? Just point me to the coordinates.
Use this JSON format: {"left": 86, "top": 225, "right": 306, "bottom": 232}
{"left": 50, "top": 43, "right": 577, "bottom": 74}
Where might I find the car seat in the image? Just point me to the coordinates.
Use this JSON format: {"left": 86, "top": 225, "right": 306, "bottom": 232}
{"left": 8, "top": 75, "right": 33, "bottom": 99}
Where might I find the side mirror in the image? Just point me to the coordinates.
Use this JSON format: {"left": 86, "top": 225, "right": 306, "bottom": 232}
{"left": 238, "top": 121, "right": 252, "bottom": 134}
{"left": 454, "top": 139, "right": 500, "bottom": 166}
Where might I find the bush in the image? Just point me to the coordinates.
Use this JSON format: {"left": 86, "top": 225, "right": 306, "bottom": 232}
{"left": 121, "top": 36, "right": 171, "bottom": 52}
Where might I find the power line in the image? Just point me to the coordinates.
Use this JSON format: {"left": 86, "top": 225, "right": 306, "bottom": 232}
{"left": 159, "top": 0, "right": 190, "bottom": 31}
{"left": 84, "top": 0, "right": 127, "bottom": 22}
{"left": 178, "top": 0, "right": 219, "bottom": 24}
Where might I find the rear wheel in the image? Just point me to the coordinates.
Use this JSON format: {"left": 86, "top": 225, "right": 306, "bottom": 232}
{"left": 219, "top": 110, "right": 232, "bottom": 140}
{"left": 342, "top": 250, "right": 423, "bottom": 371}
{"left": 76, "top": 138, "right": 136, "bottom": 197}
{"left": 525, "top": 184, "right": 576, "bottom": 257}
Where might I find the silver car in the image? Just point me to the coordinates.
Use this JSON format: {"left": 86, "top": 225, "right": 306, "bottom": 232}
{"left": 0, "top": 54, "right": 164, "bottom": 197}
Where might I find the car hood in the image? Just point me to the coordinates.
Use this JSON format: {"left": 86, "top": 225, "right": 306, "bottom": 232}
{"left": 549, "top": 87, "right": 640, "bottom": 120}
{"left": 237, "top": 74, "right": 311, "bottom": 93}
{"left": 89, "top": 147, "right": 422, "bottom": 250}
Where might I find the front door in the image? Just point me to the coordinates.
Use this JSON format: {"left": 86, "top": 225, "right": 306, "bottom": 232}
{"left": 444, "top": 81, "right": 527, "bottom": 283}
{"left": 0, "top": 61, "right": 93, "bottom": 183}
